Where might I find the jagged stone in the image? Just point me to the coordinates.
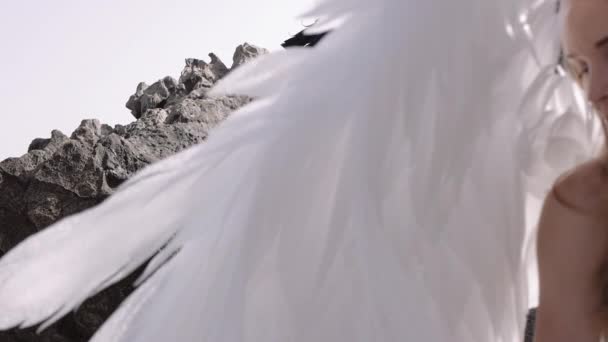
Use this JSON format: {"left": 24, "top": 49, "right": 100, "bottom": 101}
{"left": 140, "top": 108, "right": 169, "bottom": 126}
{"left": 209, "top": 53, "right": 230, "bottom": 77}
{"left": 179, "top": 55, "right": 229, "bottom": 93}
{"left": 125, "top": 77, "right": 179, "bottom": 119}
{"left": 5, "top": 130, "right": 70, "bottom": 181}
{"left": 113, "top": 124, "right": 127, "bottom": 136}
{"left": 70, "top": 119, "right": 102, "bottom": 144}
{"left": 100, "top": 124, "right": 113, "bottom": 137}
{"left": 0, "top": 45, "right": 255, "bottom": 342}
{"left": 165, "top": 96, "right": 248, "bottom": 129}
{"left": 231, "top": 42, "right": 269, "bottom": 69}
{"left": 28, "top": 130, "right": 70, "bottom": 153}
{"left": 125, "top": 82, "right": 148, "bottom": 118}
{"left": 138, "top": 78, "right": 174, "bottom": 117}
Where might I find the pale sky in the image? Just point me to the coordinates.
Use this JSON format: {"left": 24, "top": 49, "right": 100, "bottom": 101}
{"left": 0, "top": 0, "right": 314, "bottom": 160}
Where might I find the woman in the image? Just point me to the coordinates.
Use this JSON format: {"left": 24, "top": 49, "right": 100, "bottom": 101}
{"left": 536, "top": 0, "right": 608, "bottom": 341}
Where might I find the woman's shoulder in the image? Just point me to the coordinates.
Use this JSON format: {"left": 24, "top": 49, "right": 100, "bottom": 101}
{"left": 535, "top": 158, "right": 608, "bottom": 342}
{"left": 551, "top": 157, "right": 608, "bottom": 217}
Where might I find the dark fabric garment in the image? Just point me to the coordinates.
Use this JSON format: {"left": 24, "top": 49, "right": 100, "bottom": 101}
{"left": 525, "top": 308, "right": 536, "bottom": 342}
{"left": 282, "top": 30, "right": 330, "bottom": 48}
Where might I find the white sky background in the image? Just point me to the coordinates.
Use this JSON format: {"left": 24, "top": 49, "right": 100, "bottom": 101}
{"left": 0, "top": 0, "right": 315, "bottom": 160}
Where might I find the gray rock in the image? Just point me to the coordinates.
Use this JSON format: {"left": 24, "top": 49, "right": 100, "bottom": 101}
{"left": 179, "top": 55, "right": 229, "bottom": 93}
{"left": 0, "top": 44, "right": 255, "bottom": 342}
{"left": 165, "top": 96, "right": 250, "bottom": 130}
{"left": 7, "top": 130, "right": 70, "bottom": 181}
{"left": 125, "top": 77, "right": 179, "bottom": 119}
{"left": 125, "top": 52, "right": 234, "bottom": 120}
{"left": 113, "top": 124, "right": 127, "bottom": 136}
{"left": 138, "top": 77, "right": 175, "bottom": 117}
{"left": 70, "top": 119, "right": 107, "bottom": 145}
{"left": 125, "top": 82, "right": 148, "bottom": 118}
{"left": 231, "top": 42, "right": 269, "bottom": 69}
{"left": 101, "top": 124, "right": 113, "bottom": 137}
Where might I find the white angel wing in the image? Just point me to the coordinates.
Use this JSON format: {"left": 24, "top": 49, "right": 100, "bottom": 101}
{"left": 515, "top": 0, "right": 603, "bottom": 310}
{"left": 0, "top": 0, "right": 591, "bottom": 341}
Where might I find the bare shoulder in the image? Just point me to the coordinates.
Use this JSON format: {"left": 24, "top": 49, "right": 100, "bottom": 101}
{"left": 539, "top": 159, "right": 608, "bottom": 258}
{"left": 538, "top": 159, "right": 608, "bottom": 264}
{"left": 551, "top": 158, "right": 608, "bottom": 217}
{"left": 534, "top": 158, "right": 608, "bottom": 342}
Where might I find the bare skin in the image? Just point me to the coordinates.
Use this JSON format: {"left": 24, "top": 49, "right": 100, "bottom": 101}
{"left": 535, "top": 0, "right": 608, "bottom": 340}
{"left": 535, "top": 159, "right": 608, "bottom": 341}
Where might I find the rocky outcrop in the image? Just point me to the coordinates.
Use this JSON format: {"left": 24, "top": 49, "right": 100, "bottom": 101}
{"left": 231, "top": 43, "right": 269, "bottom": 69}
{"left": 0, "top": 43, "right": 266, "bottom": 342}
{"left": 125, "top": 53, "right": 233, "bottom": 120}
